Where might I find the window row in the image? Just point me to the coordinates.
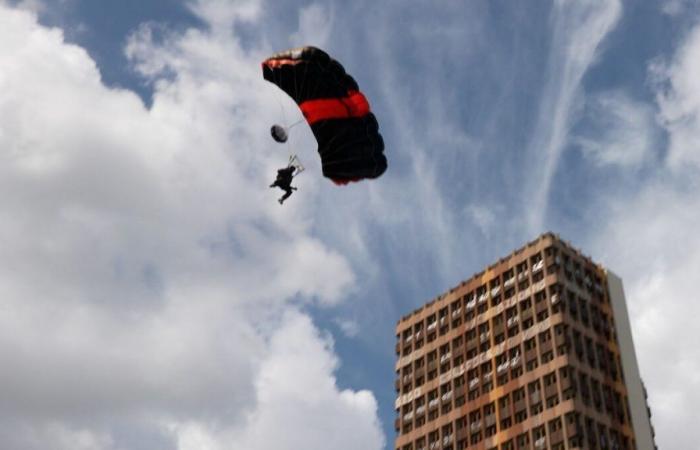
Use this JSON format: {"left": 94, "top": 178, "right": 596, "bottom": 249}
{"left": 397, "top": 364, "right": 628, "bottom": 437}
{"left": 397, "top": 411, "right": 631, "bottom": 450}
{"left": 397, "top": 314, "right": 573, "bottom": 393}
{"left": 397, "top": 283, "right": 564, "bottom": 359}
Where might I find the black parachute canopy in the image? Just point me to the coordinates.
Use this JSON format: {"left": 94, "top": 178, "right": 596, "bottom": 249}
{"left": 262, "top": 46, "right": 387, "bottom": 185}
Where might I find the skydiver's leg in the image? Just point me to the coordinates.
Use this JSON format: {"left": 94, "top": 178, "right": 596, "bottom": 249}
{"left": 278, "top": 188, "right": 293, "bottom": 204}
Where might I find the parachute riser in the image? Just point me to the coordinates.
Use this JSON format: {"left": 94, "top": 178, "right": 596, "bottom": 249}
{"left": 288, "top": 154, "right": 305, "bottom": 177}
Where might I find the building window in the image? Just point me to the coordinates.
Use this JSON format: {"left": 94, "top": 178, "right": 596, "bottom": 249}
{"left": 500, "top": 439, "right": 514, "bottom": 450}
{"left": 541, "top": 351, "right": 554, "bottom": 363}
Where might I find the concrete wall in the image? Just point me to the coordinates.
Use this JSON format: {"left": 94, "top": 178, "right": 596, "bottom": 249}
{"left": 606, "top": 271, "right": 656, "bottom": 450}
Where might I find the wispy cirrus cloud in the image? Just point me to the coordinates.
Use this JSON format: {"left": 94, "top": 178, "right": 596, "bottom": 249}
{"left": 525, "top": 0, "right": 622, "bottom": 233}
{"left": 661, "top": 0, "right": 700, "bottom": 16}
{"left": 574, "top": 90, "right": 658, "bottom": 169}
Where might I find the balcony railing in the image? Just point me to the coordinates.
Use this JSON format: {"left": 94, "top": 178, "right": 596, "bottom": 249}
{"left": 441, "top": 391, "right": 453, "bottom": 402}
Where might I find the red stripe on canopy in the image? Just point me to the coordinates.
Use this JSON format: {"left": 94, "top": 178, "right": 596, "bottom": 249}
{"left": 331, "top": 177, "right": 363, "bottom": 185}
{"left": 299, "top": 91, "right": 371, "bottom": 125}
{"left": 262, "top": 58, "right": 303, "bottom": 69}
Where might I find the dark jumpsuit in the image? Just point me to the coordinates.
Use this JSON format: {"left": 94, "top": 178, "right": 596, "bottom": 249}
{"left": 270, "top": 166, "right": 296, "bottom": 203}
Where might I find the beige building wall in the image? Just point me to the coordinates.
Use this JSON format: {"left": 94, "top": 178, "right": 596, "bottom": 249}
{"left": 393, "top": 233, "right": 657, "bottom": 450}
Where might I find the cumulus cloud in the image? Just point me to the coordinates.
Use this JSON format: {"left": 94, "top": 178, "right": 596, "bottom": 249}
{"left": 226, "top": 311, "right": 384, "bottom": 450}
{"left": 7, "top": 0, "right": 46, "bottom": 14}
{"left": 159, "top": 312, "right": 384, "bottom": 450}
{"left": 591, "top": 182, "right": 700, "bottom": 450}
{"left": 0, "top": 3, "right": 381, "bottom": 449}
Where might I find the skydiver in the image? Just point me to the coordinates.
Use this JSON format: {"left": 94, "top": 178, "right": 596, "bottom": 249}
{"left": 269, "top": 165, "right": 297, "bottom": 204}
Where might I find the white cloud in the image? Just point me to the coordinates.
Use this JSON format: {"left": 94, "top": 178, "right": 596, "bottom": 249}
{"left": 226, "top": 311, "right": 384, "bottom": 450}
{"left": 660, "top": 0, "right": 700, "bottom": 16}
{"left": 0, "top": 3, "right": 382, "bottom": 449}
{"left": 525, "top": 0, "right": 622, "bottom": 233}
{"left": 335, "top": 317, "right": 360, "bottom": 338}
{"left": 289, "top": 3, "right": 333, "bottom": 47}
{"left": 654, "top": 22, "right": 700, "bottom": 170}
{"left": 589, "top": 16, "right": 700, "bottom": 450}
{"left": 575, "top": 91, "right": 658, "bottom": 168}
{"left": 466, "top": 204, "right": 497, "bottom": 238}
{"left": 8, "top": 0, "right": 46, "bottom": 14}
{"left": 591, "top": 182, "right": 700, "bottom": 450}
{"left": 162, "top": 311, "right": 384, "bottom": 450}
{"left": 187, "top": 0, "right": 262, "bottom": 31}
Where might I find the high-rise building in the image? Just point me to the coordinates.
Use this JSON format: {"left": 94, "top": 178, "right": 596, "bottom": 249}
{"left": 394, "top": 233, "right": 656, "bottom": 450}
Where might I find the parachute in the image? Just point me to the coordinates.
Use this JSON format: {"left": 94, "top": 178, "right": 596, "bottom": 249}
{"left": 262, "top": 46, "right": 387, "bottom": 185}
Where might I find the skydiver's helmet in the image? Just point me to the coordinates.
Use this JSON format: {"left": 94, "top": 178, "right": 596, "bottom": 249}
{"left": 271, "top": 125, "right": 288, "bottom": 143}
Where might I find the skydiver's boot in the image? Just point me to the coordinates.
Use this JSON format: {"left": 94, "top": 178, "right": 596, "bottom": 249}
{"left": 279, "top": 190, "right": 292, "bottom": 204}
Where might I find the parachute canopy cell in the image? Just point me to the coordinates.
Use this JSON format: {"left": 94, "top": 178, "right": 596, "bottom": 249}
{"left": 262, "top": 46, "right": 387, "bottom": 185}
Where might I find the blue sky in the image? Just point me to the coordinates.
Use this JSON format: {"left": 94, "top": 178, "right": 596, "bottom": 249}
{"left": 2, "top": 0, "right": 700, "bottom": 449}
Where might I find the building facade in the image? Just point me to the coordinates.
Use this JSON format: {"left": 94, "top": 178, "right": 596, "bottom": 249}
{"left": 394, "top": 233, "right": 656, "bottom": 450}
